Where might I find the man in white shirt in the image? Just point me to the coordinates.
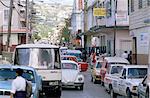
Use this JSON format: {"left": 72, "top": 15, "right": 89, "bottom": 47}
{"left": 121, "top": 51, "right": 128, "bottom": 59}
{"left": 10, "top": 68, "right": 26, "bottom": 98}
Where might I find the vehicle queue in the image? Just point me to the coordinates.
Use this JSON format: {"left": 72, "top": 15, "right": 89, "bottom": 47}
{"left": 0, "top": 44, "right": 149, "bottom": 98}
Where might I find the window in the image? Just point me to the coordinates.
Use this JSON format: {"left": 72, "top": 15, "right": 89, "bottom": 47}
{"left": 148, "top": 0, "right": 150, "bottom": 6}
{"left": 4, "top": 10, "right": 9, "bottom": 20}
{"left": 122, "top": 69, "right": 126, "bottom": 77}
{"left": 131, "top": 0, "right": 134, "bottom": 12}
{"left": 138, "top": 0, "right": 143, "bottom": 9}
{"left": 106, "top": 1, "right": 112, "bottom": 17}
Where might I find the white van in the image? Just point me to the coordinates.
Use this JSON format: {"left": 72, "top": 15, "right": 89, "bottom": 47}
{"left": 13, "top": 44, "right": 62, "bottom": 98}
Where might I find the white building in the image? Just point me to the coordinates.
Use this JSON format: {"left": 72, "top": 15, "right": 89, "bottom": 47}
{"left": 129, "top": 0, "right": 150, "bottom": 64}
{"left": 71, "top": 0, "right": 84, "bottom": 48}
{"left": 84, "top": 0, "right": 132, "bottom": 56}
{"left": 0, "top": 0, "right": 27, "bottom": 54}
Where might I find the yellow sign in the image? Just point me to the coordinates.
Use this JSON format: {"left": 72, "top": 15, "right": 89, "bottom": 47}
{"left": 93, "top": 8, "right": 106, "bottom": 16}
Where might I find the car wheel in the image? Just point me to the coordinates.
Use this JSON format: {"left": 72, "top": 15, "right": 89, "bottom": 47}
{"left": 110, "top": 87, "right": 117, "bottom": 98}
{"left": 91, "top": 76, "right": 93, "bottom": 82}
{"left": 146, "top": 89, "right": 149, "bottom": 98}
{"left": 101, "top": 81, "right": 104, "bottom": 86}
{"left": 126, "top": 89, "right": 132, "bottom": 98}
{"left": 79, "top": 84, "right": 84, "bottom": 90}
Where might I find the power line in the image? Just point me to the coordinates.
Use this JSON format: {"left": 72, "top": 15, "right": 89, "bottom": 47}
{"left": 0, "top": 0, "right": 10, "bottom": 8}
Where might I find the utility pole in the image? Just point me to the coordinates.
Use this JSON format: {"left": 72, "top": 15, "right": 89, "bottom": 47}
{"left": 26, "top": 0, "right": 29, "bottom": 43}
{"left": 84, "top": 0, "right": 88, "bottom": 48}
{"left": 6, "top": 0, "right": 14, "bottom": 51}
{"left": 113, "top": 0, "right": 117, "bottom": 56}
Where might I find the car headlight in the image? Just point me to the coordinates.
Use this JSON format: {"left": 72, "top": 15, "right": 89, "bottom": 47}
{"left": 78, "top": 77, "right": 83, "bottom": 81}
{"left": 49, "top": 81, "right": 59, "bottom": 85}
{"left": 132, "top": 86, "right": 137, "bottom": 90}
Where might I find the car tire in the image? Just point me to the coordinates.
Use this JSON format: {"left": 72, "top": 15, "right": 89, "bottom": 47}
{"left": 126, "top": 89, "right": 132, "bottom": 98}
{"left": 91, "top": 76, "right": 93, "bottom": 82}
{"left": 79, "top": 84, "right": 84, "bottom": 90}
{"left": 146, "top": 89, "right": 149, "bottom": 98}
{"left": 110, "top": 87, "right": 117, "bottom": 98}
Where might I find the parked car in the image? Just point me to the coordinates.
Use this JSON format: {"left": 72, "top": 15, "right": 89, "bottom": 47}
{"left": 110, "top": 65, "right": 147, "bottom": 98}
{"left": 61, "top": 55, "right": 88, "bottom": 72}
{"left": 64, "top": 50, "right": 82, "bottom": 60}
{"left": 100, "top": 57, "right": 129, "bottom": 85}
{"left": 138, "top": 75, "right": 149, "bottom": 98}
{"left": 104, "top": 64, "right": 124, "bottom": 92}
{"left": 61, "top": 60, "right": 84, "bottom": 90}
{"left": 91, "top": 59, "right": 103, "bottom": 84}
{"left": 0, "top": 64, "right": 42, "bottom": 98}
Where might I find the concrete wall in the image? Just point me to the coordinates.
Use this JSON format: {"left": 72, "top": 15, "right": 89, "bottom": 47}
{"left": 3, "top": 34, "right": 18, "bottom": 45}
{"left": 130, "top": 26, "right": 150, "bottom": 64}
{"left": 129, "top": 0, "right": 150, "bottom": 30}
{"left": 129, "top": 0, "right": 150, "bottom": 64}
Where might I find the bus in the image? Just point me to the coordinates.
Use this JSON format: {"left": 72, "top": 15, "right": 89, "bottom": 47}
{"left": 13, "top": 44, "right": 61, "bottom": 97}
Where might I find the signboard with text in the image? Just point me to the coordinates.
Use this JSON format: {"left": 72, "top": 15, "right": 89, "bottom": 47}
{"left": 93, "top": 8, "right": 106, "bottom": 17}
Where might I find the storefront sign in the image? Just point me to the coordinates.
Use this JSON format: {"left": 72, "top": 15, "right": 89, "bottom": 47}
{"left": 93, "top": 8, "right": 106, "bottom": 16}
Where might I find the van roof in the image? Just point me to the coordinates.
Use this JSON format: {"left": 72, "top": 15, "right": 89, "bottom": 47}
{"left": 16, "top": 44, "right": 59, "bottom": 49}
{"left": 105, "top": 57, "right": 129, "bottom": 64}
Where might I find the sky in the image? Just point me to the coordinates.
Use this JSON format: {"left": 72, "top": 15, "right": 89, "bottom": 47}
{"left": 36, "top": 0, "right": 74, "bottom": 5}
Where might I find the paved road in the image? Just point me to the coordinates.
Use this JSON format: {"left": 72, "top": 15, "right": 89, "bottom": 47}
{"left": 61, "top": 71, "right": 124, "bottom": 98}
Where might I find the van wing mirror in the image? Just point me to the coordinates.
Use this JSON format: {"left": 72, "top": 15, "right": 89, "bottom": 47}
{"left": 120, "top": 76, "right": 126, "bottom": 79}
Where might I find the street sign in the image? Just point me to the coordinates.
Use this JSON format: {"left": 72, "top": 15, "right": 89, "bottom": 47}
{"left": 93, "top": 8, "right": 106, "bottom": 16}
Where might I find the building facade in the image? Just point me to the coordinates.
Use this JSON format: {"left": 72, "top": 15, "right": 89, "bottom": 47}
{"left": 71, "top": 0, "right": 84, "bottom": 48}
{"left": 0, "top": 0, "right": 27, "bottom": 53}
{"left": 84, "top": 0, "right": 132, "bottom": 56}
{"left": 129, "top": 0, "right": 150, "bottom": 64}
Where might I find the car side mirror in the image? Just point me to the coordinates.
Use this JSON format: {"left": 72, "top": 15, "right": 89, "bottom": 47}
{"left": 120, "top": 76, "right": 126, "bottom": 79}
{"left": 143, "top": 83, "right": 146, "bottom": 87}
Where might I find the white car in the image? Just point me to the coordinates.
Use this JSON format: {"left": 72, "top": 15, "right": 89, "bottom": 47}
{"left": 138, "top": 75, "right": 149, "bottom": 98}
{"left": 91, "top": 59, "right": 103, "bottom": 84}
{"left": 104, "top": 64, "right": 124, "bottom": 92}
{"left": 61, "top": 60, "right": 84, "bottom": 90}
{"left": 111, "top": 65, "right": 147, "bottom": 98}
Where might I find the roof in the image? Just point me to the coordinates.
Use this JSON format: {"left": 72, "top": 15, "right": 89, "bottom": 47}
{"left": 0, "top": 64, "right": 35, "bottom": 71}
{"left": 123, "top": 65, "right": 148, "bottom": 68}
{"left": 16, "top": 44, "right": 59, "bottom": 48}
{"left": 65, "top": 50, "right": 82, "bottom": 54}
{"left": 105, "top": 57, "right": 129, "bottom": 64}
{"left": 61, "top": 60, "right": 78, "bottom": 65}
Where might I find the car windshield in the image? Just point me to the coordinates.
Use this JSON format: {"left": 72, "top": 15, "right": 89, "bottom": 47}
{"left": 128, "top": 68, "right": 147, "bottom": 78}
{"left": 0, "top": 69, "right": 35, "bottom": 83}
{"left": 62, "top": 63, "right": 77, "bottom": 70}
{"left": 111, "top": 66, "right": 123, "bottom": 74}
{"left": 14, "top": 48, "right": 60, "bottom": 69}
{"left": 96, "top": 62, "right": 102, "bottom": 68}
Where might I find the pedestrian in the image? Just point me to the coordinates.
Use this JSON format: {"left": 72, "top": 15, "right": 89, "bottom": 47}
{"left": 10, "top": 68, "right": 26, "bottom": 98}
{"left": 121, "top": 51, "right": 128, "bottom": 59}
{"left": 127, "top": 51, "right": 132, "bottom": 64}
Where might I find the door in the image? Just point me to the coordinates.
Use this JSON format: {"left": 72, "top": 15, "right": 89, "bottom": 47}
{"left": 118, "top": 69, "right": 127, "bottom": 95}
{"left": 132, "top": 37, "right": 137, "bottom": 64}
{"left": 138, "top": 76, "right": 147, "bottom": 97}
{"left": 120, "top": 40, "right": 132, "bottom": 54}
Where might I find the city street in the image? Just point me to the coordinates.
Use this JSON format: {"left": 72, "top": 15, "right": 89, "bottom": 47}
{"left": 61, "top": 70, "right": 123, "bottom": 98}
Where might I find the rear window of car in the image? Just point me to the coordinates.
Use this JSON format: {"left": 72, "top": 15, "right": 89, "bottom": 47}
{"left": 62, "top": 63, "right": 77, "bottom": 70}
